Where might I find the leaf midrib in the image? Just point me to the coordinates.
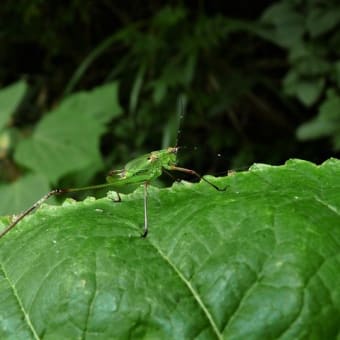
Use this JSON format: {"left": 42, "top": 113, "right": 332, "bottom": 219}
{"left": 0, "top": 263, "right": 40, "bottom": 340}
{"left": 149, "top": 239, "right": 223, "bottom": 340}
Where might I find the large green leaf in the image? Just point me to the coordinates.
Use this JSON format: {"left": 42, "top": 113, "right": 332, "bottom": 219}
{"left": 14, "top": 82, "right": 122, "bottom": 183}
{"left": 0, "top": 159, "right": 339, "bottom": 339}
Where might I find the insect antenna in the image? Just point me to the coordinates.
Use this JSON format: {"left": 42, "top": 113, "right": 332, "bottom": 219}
{"left": 175, "top": 93, "right": 187, "bottom": 148}
{"left": 0, "top": 182, "right": 119, "bottom": 240}
{"left": 161, "top": 93, "right": 187, "bottom": 149}
{"left": 0, "top": 189, "right": 66, "bottom": 239}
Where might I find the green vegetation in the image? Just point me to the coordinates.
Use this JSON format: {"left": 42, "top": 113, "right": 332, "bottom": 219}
{"left": 0, "top": 2, "right": 340, "bottom": 338}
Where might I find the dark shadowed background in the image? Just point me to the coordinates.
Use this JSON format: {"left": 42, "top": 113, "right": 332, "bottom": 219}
{"left": 0, "top": 0, "right": 339, "bottom": 214}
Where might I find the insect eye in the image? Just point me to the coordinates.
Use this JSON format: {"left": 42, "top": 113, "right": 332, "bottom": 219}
{"left": 147, "top": 154, "right": 158, "bottom": 162}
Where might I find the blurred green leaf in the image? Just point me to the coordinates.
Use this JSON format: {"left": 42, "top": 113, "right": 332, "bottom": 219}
{"left": 297, "top": 93, "right": 340, "bottom": 141}
{"left": 0, "top": 159, "right": 339, "bottom": 338}
{"left": 0, "top": 174, "right": 51, "bottom": 215}
{"left": 260, "top": 2, "right": 305, "bottom": 48}
{"left": 151, "top": 6, "right": 186, "bottom": 30}
{"left": 306, "top": 5, "right": 340, "bottom": 37}
{"left": 283, "top": 71, "right": 324, "bottom": 106}
{"left": 0, "top": 80, "right": 27, "bottom": 131}
{"left": 14, "top": 82, "right": 122, "bottom": 183}
{"left": 297, "top": 119, "right": 338, "bottom": 141}
{"left": 261, "top": 1, "right": 340, "bottom": 151}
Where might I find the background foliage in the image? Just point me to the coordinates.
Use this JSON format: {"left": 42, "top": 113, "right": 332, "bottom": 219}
{"left": 0, "top": 1, "right": 340, "bottom": 214}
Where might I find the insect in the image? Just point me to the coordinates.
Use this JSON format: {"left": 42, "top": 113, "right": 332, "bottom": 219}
{"left": 0, "top": 147, "right": 226, "bottom": 240}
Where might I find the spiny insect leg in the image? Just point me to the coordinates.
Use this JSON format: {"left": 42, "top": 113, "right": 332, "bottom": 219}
{"left": 170, "top": 166, "right": 227, "bottom": 191}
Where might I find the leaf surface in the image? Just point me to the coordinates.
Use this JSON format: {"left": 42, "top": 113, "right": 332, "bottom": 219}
{"left": 0, "top": 159, "right": 339, "bottom": 339}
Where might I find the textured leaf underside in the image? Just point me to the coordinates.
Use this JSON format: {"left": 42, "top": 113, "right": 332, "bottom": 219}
{"left": 0, "top": 159, "right": 339, "bottom": 339}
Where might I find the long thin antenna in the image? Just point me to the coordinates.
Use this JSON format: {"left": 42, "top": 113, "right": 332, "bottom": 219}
{"left": 0, "top": 182, "right": 120, "bottom": 240}
{"left": 175, "top": 93, "right": 187, "bottom": 147}
{"left": 0, "top": 189, "right": 65, "bottom": 239}
{"left": 161, "top": 93, "right": 187, "bottom": 149}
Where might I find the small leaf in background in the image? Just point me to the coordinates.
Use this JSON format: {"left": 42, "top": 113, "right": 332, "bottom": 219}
{"left": 297, "top": 93, "right": 340, "bottom": 142}
{"left": 0, "top": 159, "right": 339, "bottom": 338}
{"left": 14, "top": 82, "right": 122, "bottom": 183}
{"left": 260, "top": 2, "right": 305, "bottom": 48}
{"left": 306, "top": 5, "right": 340, "bottom": 37}
{"left": 283, "top": 71, "right": 324, "bottom": 107}
{"left": 0, "top": 80, "right": 27, "bottom": 131}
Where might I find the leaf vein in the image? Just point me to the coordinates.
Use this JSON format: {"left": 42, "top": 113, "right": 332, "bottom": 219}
{"left": 149, "top": 241, "right": 223, "bottom": 340}
{"left": 82, "top": 253, "right": 97, "bottom": 340}
{"left": 314, "top": 195, "right": 340, "bottom": 216}
{"left": 25, "top": 258, "right": 69, "bottom": 314}
{"left": 0, "top": 263, "right": 40, "bottom": 340}
{"left": 222, "top": 260, "right": 266, "bottom": 333}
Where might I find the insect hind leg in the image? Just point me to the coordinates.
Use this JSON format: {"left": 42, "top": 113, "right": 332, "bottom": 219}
{"left": 109, "top": 192, "right": 121, "bottom": 203}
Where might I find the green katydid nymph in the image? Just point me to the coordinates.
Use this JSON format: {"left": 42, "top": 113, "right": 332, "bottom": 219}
{"left": 0, "top": 147, "right": 226, "bottom": 239}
